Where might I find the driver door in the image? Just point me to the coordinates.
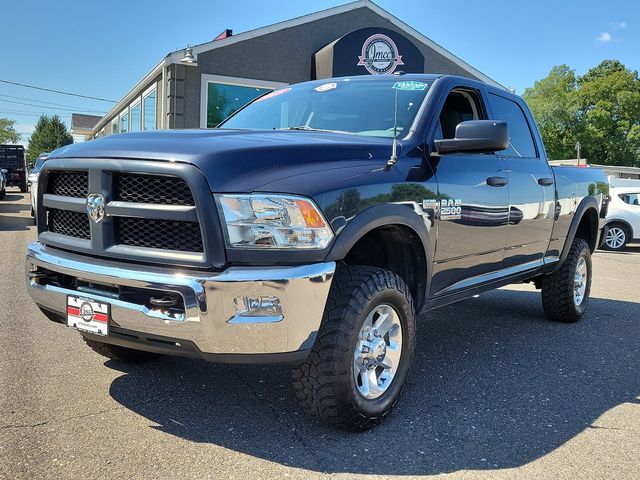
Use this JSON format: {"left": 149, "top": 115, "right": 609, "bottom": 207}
{"left": 427, "top": 87, "right": 510, "bottom": 296}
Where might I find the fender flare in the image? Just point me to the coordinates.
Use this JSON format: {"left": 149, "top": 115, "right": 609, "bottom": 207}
{"left": 556, "top": 196, "right": 600, "bottom": 269}
{"left": 324, "top": 204, "right": 433, "bottom": 308}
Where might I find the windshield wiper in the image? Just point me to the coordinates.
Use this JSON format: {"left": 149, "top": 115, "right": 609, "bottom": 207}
{"left": 282, "top": 126, "right": 353, "bottom": 134}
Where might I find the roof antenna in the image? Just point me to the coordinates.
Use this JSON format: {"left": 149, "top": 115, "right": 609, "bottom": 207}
{"left": 387, "top": 87, "right": 399, "bottom": 168}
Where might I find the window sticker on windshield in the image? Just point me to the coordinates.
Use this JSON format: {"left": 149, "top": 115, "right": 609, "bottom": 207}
{"left": 255, "top": 87, "right": 291, "bottom": 102}
{"left": 392, "top": 81, "right": 428, "bottom": 91}
{"left": 314, "top": 82, "right": 337, "bottom": 92}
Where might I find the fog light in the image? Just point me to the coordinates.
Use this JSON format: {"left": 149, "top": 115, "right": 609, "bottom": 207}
{"left": 230, "top": 296, "right": 283, "bottom": 323}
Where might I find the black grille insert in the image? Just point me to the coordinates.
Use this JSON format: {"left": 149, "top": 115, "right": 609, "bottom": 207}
{"left": 47, "top": 172, "right": 89, "bottom": 198}
{"left": 47, "top": 208, "right": 90, "bottom": 239}
{"left": 114, "top": 174, "right": 195, "bottom": 205}
{"left": 115, "top": 217, "right": 203, "bottom": 252}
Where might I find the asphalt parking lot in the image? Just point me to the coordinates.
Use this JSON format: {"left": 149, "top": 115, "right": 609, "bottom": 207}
{"left": 1, "top": 189, "right": 638, "bottom": 480}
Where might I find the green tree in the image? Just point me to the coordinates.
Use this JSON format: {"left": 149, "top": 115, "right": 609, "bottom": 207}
{"left": 575, "top": 61, "right": 640, "bottom": 166}
{"left": 522, "top": 65, "right": 580, "bottom": 160}
{"left": 0, "top": 117, "right": 20, "bottom": 144}
{"left": 26, "top": 115, "right": 73, "bottom": 162}
{"left": 523, "top": 61, "right": 640, "bottom": 167}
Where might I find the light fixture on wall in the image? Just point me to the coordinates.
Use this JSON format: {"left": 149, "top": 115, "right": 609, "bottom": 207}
{"left": 181, "top": 45, "right": 197, "bottom": 65}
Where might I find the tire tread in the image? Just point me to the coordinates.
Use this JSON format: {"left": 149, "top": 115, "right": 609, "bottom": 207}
{"left": 292, "top": 264, "right": 415, "bottom": 431}
{"left": 541, "top": 238, "right": 591, "bottom": 323}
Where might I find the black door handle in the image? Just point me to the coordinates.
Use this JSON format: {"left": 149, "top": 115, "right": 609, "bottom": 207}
{"left": 486, "top": 176, "right": 508, "bottom": 187}
{"left": 538, "top": 177, "right": 555, "bottom": 186}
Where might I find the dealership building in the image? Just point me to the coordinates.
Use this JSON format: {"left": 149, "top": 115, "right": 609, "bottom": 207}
{"left": 74, "top": 0, "right": 501, "bottom": 140}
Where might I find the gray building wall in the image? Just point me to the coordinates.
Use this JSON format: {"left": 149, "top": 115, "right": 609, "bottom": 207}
{"left": 188, "top": 6, "right": 480, "bottom": 128}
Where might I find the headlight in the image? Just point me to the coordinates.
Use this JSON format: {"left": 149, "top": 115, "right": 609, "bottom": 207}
{"left": 217, "top": 194, "right": 333, "bottom": 249}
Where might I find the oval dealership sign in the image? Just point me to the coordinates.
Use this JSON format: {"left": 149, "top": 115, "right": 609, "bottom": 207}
{"left": 357, "top": 34, "right": 404, "bottom": 74}
{"left": 313, "top": 27, "right": 424, "bottom": 78}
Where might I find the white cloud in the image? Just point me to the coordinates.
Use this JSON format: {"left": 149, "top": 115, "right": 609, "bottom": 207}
{"left": 596, "top": 32, "right": 613, "bottom": 43}
{"left": 614, "top": 21, "right": 627, "bottom": 29}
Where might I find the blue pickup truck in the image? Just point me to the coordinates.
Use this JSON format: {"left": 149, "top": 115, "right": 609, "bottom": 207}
{"left": 26, "top": 74, "right": 608, "bottom": 430}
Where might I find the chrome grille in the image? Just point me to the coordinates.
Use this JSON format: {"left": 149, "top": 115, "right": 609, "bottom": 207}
{"left": 114, "top": 174, "right": 195, "bottom": 205}
{"left": 115, "top": 217, "right": 203, "bottom": 252}
{"left": 47, "top": 208, "right": 90, "bottom": 239}
{"left": 47, "top": 172, "right": 89, "bottom": 198}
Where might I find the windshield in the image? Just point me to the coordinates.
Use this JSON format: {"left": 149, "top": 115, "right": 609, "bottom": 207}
{"left": 33, "top": 157, "right": 47, "bottom": 171}
{"left": 219, "top": 78, "right": 432, "bottom": 138}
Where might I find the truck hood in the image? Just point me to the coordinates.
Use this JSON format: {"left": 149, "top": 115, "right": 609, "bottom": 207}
{"left": 49, "top": 129, "right": 393, "bottom": 192}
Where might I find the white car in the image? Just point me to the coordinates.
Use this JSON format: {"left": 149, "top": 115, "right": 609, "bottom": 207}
{"left": 0, "top": 168, "right": 7, "bottom": 199}
{"left": 29, "top": 152, "right": 49, "bottom": 217}
{"left": 603, "top": 176, "right": 640, "bottom": 251}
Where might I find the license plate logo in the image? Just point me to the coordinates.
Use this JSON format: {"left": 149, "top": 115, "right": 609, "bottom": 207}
{"left": 67, "top": 296, "right": 109, "bottom": 336}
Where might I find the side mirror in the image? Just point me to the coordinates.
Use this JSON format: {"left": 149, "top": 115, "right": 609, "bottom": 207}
{"left": 434, "top": 120, "right": 509, "bottom": 155}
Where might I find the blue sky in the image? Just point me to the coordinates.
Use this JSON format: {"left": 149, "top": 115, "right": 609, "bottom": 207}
{"left": 1, "top": 0, "right": 638, "bottom": 146}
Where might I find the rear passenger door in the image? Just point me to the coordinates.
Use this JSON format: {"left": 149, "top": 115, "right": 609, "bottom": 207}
{"left": 487, "top": 93, "right": 555, "bottom": 268}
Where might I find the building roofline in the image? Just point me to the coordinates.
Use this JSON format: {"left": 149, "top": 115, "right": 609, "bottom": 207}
{"left": 89, "top": 58, "right": 165, "bottom": 135}
{"left": 592, "top": 164, "right": 640, "bottom": 173}
{"left": 165, "top": 0, "right": 503, "bottom": 88}
{"left": 89, "top": 0, "right": 503, "bottom": 136}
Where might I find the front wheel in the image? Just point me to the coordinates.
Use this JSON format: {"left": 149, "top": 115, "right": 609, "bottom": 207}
{"left": 541, "top": 238, "right": 592, "bottom": 323}
{"left": 292, "top": 265, "right": 416, "bottom": 431}
{"left": 602, "top": 223, "right": 630, "bottom": 251}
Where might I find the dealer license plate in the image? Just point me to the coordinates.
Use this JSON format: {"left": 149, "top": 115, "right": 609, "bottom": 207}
{"left": 67, "top": 296, "right": 110, "bottom": 336}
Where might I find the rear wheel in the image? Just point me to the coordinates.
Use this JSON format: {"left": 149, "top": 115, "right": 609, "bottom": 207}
{"left": 603, "top": 223, "right": 630, "bottom": 251}
{"left": 541, "top": 238, "right": 592, "bottom": 323}
{"left": 292, "top": 265, "right": 416, "bottom": 431}
{"left": 83, "top": 337, "right": 160, "bottom": 363}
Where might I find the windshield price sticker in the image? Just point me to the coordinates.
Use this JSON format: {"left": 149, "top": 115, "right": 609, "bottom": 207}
{"left": 315, "top": 82, "right": 337, "bottom": 92}
{"left": 392, "top": 81, "right": 428, "bottom": 91}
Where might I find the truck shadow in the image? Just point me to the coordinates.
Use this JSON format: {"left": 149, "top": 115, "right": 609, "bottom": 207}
{"left": 106, "top": 289, "right": 640, "bottom": 475}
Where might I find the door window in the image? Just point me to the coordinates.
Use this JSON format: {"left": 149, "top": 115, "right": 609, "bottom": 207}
{"left": 438, "top": 90, "right": 483, "bottom": 139}
{"left": 488, "top": 94, "right": 537, "bottom": 158}
{"left": 619, "top": 192, "right": 640, "bottom": 205}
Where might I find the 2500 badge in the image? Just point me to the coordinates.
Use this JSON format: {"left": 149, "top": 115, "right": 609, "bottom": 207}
{"left": 423, "top": 198, "right": 463, "bottom": 220}
{"left": 440, "top": 199, "right": 463, "bottom": 220}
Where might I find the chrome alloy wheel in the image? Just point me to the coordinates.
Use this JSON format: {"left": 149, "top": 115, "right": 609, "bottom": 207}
{"left": 605, "top": 227, "right": 626, "bottom": 250}
{"left": 574, "top": 256, "right": 588, "bottom": 306}
{"left": 353, "top": 304, "right": 403, "bottom": 400}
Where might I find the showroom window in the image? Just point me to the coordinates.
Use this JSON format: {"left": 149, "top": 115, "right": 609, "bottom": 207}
{"left": 201, "top": 75, "right": 287, "bottom": 128}
{"left": 143, "top": 88, "right": 157, "bottom": 130}
{"left": 130, "top": 100, "right": 141, "bottom": 132}
{"left": 119, "top": 109, "right": 129, "bottom": 133}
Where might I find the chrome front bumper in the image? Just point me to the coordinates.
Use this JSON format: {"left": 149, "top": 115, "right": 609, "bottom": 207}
{"left": 25, "top": 242, "right": 335, "bottom": 361}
